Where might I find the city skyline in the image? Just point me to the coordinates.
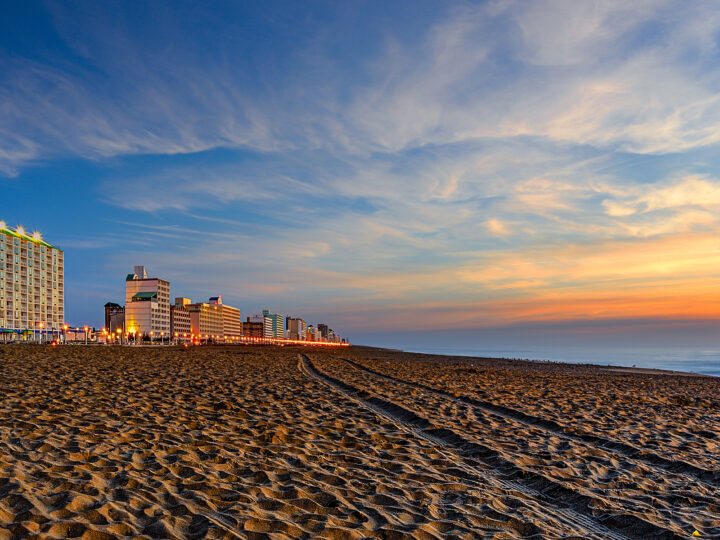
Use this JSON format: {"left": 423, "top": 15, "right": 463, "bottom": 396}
{"left": 5, "top": 2, "right": 720, "bottom": 347}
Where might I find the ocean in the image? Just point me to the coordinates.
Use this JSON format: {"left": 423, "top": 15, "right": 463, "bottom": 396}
{"left": 399, "top": 345, "right": 720, "bottom": 377}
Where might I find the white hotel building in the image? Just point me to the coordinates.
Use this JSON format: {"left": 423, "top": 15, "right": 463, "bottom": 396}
{"left": 124, "top": 266, "right": 170, "bottom": 336}
{"left": 0, "top": 222, "right": 64, "bottom": 340}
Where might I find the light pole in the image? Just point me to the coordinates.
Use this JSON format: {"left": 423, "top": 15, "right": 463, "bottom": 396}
{"left": 38, "top": 322, "right": 44, "bottom": 344}
{"left": 84, "top": 326, "right": 89, "bottom": 345}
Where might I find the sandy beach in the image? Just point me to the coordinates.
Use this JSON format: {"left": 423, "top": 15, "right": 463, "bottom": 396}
{"left": 0, "top": 345, "right": 718, "bottom": 539}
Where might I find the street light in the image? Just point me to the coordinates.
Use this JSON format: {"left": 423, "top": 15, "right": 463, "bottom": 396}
{"left": 84, "top": 326, "right": 89, "bottom": 345}
{"left": 38, "top": 322, "right": 43, "bottom": 344}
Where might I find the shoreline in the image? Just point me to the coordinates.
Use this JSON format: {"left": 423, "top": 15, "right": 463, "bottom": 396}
{"left": 355, "top": 344, "right": 719, "bottom": 378}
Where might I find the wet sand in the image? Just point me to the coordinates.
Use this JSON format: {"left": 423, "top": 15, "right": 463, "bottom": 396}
{"left": 0, "top": 345, "right": 718, "bottom": 538}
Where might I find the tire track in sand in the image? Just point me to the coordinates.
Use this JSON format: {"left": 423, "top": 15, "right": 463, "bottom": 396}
{"left": 299, "top": 355, "right": 678, "bottom": 540}
{"left": 339, "top": 356, "right": 720, "bottom": 489}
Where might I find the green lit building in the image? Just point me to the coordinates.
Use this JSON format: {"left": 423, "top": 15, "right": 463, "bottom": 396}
{"left": 262, "top": 309, "right": 286, "bottom": 339}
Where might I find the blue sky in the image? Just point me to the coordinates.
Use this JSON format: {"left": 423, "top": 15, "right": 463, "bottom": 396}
{"left": 5, "top": 1, "right": 720, "bottom": 344}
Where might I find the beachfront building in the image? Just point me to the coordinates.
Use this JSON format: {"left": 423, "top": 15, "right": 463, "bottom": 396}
{"left": 263, "top": 315, "right": 273, "bottom": 338}
{"left": 104, "top": 302, "right": 125, "bottom": 334}
{"left": 262, "top": 309, "right": 286, "bottom": 339}
{"left": 188, "top": 301, "right": 223, "bottom": 339}
{"left": 187, "top": 296, "right": 242, "bottom": 341}
{"left": 286, "top": 317, "right": 307, "bottom": 341}
{"left": 243, "top": 316, "right": 264, "bottom": 337}
{"left": 124, "top": 266, "right": 170, "bottom": 337}
{"left": 171, "top": 298, "right": 192, "bottom": 339}
{"left": 317, "top": 323, "right": 329, "bottom": 340}
{"left": 306, "top": 325, "right": 318, "bottom": 342}
{"left": 210, "top": 295, "right": 243, "bottom": 338}
{"left": 0, "top": 222, "right": 64, "bottom": 341}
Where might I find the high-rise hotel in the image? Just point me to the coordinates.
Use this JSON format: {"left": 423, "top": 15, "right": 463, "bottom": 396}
{"left": 124, "top": 266, "right": 170, "bottom": 336}
{"left": 0, "top": 221, "right": 64, "bottom": 340}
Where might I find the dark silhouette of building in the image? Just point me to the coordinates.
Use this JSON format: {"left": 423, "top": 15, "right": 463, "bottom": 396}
{"left": 317, "top": 323, "right": 329, "bottom": 339}
{"left": 104, "top": 302, "right": 125, "bottom": 334}
{"left": 243, "top": 317, "right": 264, "bottom": 337}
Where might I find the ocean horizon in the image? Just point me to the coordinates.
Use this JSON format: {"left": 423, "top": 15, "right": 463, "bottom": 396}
{"left": 391, "top": 345, "right": 720, "bottom": 377}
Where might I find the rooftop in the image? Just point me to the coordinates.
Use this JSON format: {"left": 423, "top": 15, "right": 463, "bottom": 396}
{"left": 0, "top": 221, "right": 61, "bottom": 251}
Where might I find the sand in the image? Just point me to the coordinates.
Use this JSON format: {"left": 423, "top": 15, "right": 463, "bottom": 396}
{"left": 0, "top": 345, "right": 717, "bottom": 539}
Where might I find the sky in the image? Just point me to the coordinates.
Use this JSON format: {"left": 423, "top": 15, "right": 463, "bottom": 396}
{"left": 4, "top": 1, "right": 720, "bottom": 347}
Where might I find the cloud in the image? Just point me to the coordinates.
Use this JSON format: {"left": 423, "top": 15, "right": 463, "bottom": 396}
{"left": 4, "top": 1, "right": 720, "bottom": 175}
{"left": 486, "top": 219, "right": 509, "bottom": 236}
{"left": 639, "top": 175, "right": 720, "bottom": 211}
{"left": 600, "top": 175, "right": 720, "bottom": 234}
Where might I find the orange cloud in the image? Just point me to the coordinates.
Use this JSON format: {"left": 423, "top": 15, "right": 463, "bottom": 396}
{"left": 320, "top": 231, "right": 720, "bottom": 331}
